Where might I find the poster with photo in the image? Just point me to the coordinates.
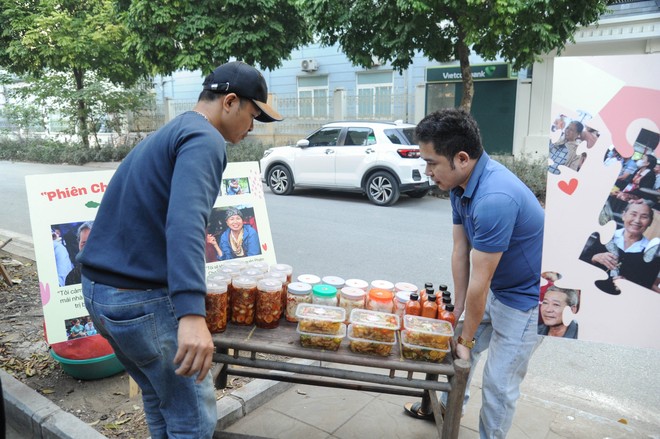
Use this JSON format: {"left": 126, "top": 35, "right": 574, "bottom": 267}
{"left": 26, "top": 162, "right": 275, "bottom": 344}
{"left": 541, "top": 54, "right": 660, "bottom": 349}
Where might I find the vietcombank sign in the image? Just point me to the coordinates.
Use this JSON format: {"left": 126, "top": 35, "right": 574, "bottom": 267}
{"left": 426, "top": 63, "right": 515, "bottom": 82}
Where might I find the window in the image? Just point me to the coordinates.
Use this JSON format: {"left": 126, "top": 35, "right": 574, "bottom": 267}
{"left": 298, "top": 76, "right": 328, "bottom": 118}
{"left": 307, "top": 128, "right": 341, "bottom": 147}
{"left": 344, "top": 128, "right": 374, "bottom": 146}
{"left": 357, "top": 72, "right": 393, "bottom": 119}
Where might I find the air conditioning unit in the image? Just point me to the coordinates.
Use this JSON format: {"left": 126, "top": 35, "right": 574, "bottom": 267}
{"left": 301, "top": 59, "right": 319, "bottom": 72}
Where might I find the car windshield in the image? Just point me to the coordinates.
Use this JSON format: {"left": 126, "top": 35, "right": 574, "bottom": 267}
{"left": 384, "top": 128, "right": 415, "bottom": 145}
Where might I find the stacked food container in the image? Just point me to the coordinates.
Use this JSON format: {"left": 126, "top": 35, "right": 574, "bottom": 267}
{"left": 401, "top": 315, "right": 453, "bottom": 362}
{"left": 346, "top": 309, "right": 400, "bottom": 357}
{"left": 295, "top": 304, "right": 346, "bottom": 351}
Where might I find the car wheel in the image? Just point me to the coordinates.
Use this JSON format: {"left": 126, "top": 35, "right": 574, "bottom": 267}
{"left": 267, "top": 165, "right": 294, "bottom": 195}
{"left": 407, "top": 188, "right": 430, "bottom": 198}
{"left": 366, "top": 171, "right": 400, "bottom": 206}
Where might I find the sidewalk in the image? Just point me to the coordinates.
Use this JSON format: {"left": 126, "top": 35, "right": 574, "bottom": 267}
{"left": 3, "top": 353, "right": 644, "bottom": 439}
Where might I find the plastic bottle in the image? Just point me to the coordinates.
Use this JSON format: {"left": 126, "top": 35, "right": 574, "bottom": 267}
{"left": 404, "top": 292, "right": 422, "bottom": 317}
{"left": 255, "top": 279, "right": 283, "bottom": 329}
{"left": 285, "top": 282, "right": 312, "bottom": 322}
{"left": 393, "top": 291, "right": 410, "bottom": 326}
{"left": 441, "top": 296, "right": 452, "bottom": 311}
{"left": 438, "top": 303, "right": 457, "bottom": 327}
{"left": 421, "top": 293, "right": 438, "bottom": 319}
{"left": 205, "top": 281, "right": 228, "bottom": 333}
{"left": 338, "top": 287, "right": 366, "bottom": 322}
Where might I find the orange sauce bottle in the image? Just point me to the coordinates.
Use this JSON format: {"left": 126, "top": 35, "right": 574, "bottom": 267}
{"left": 438, "top": 303, "right": 457, "bottom": 327}
{"left": 404, "top": 292, "right": 422, "bottom": 316}
{"left": 421, "top": 294, "right": 438, "bottom": 319}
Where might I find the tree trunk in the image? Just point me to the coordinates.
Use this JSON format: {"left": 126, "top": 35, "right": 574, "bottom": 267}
{"left": 73, "top": 68, "right": 90, "bottom": 148}
{"left": 456, "top": 32, "right": 473, "bottom": 112}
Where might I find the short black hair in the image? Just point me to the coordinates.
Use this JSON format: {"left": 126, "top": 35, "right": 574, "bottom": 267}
{"left": 414, "top": 108, "right": 483, "bottom": 169}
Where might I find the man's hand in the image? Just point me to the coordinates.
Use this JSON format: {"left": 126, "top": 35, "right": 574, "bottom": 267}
{"left": 173, "top": 315, "right": 214, "bottom": 383}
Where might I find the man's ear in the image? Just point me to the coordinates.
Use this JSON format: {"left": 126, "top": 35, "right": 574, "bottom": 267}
{"left": 456, "top": 151, "right": 471, "bottom": 167}
{"left": 223, "top": 93, "right": 240, "bottom": 111}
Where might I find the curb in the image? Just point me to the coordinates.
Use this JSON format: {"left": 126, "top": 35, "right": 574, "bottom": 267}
{"left": 2, "top": 354, "right": 313, "bottom": 438}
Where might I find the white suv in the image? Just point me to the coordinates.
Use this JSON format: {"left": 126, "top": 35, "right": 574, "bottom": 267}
{"left": 260, "top": 121, "right": 430, "bottom": 206}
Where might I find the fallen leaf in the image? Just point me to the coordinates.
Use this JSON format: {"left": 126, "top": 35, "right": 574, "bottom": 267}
{"left": 618, "top": 418, "right": 628, "bottom": 424}
{"left": 115, "top": 418, "right": 131, "bottom": 425}
{"left": 41, "top": 388, "right": 55, "bottom": 394}
{"left": 86, "top": 420, "right": 100, "bottom": 426}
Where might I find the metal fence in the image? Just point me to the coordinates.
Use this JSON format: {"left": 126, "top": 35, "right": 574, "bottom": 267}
{"left": 1, "top": 92, "right": 414, "bottom": 147}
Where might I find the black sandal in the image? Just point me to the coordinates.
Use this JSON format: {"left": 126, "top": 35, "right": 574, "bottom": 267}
{"left": 403, "top": 401, "right": 435, "bottom": 420}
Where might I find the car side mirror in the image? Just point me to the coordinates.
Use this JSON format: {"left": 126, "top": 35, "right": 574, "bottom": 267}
{"left": 296, "top": 139, "right": 310, "bottom": 148}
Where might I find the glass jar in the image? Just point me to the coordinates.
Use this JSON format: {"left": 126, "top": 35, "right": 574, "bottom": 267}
{"left": 297, "top": 274, "right": 321, "bottom": 286}
{"left": 271, "top": 263, "right": 294, "bottom": 283}
{"left": 312, "top": 284, "right": 338, "bottom": 306}
{"left": 338, "top": 287, "right": 366, "bottom": 323}
{"left": 285, "top": 282, "right": 313, "bottom": 322}
{"left": 230, "top": 276, "right": 258, "bottom": 325}
{"left": 367, "top": 288, "right": 394, "bottom": 313}
{"left": 344, "top": 278, "right": 369, "bottom": 291}
{"left": 205, "top": 281, "right": 228, "bottom": 333}
{"left": 393, "top": 291, "right": 411, "bottom": 329}
{"left": 370, "top": 279, "right": 394, "bottom": 291}
{"left": 256, "top": 279, "right": 283, "bottom": 329}
{"left": 322, "top": 275, "right": 345, "bottom": 292}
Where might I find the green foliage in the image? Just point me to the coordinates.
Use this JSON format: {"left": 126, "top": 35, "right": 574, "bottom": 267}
{"left": 429, "top": 155, "right": 547, "bottom": 203}
{"left": 117, "top": 0, "right": 312, "bottom": 75}
{"left": 0, "top": 136, "right": 271, "bottom": 165}
{"left": 226, "top": 141, "right": 270, "bottom": 163}
{"left": 304, "top": 0, "right": 608, "bottom": 108}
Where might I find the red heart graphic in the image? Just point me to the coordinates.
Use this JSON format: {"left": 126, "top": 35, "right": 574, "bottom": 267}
{"left": 262, "top": 243, "right": 268, "bottom": 251}
{"left": 558, "top": 178, "right": 578, "bottom": 195}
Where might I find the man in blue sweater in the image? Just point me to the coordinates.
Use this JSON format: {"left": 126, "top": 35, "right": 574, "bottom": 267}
{"left": 404, "top": 108, "right": 544, "bottom": 439}
{"left": 78, "top": 61, "right": 282, "bottom": 439}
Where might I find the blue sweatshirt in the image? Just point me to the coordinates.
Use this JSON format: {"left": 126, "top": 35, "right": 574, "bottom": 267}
{"left": 79, "top": 111, "right": 227, "bottom": 318}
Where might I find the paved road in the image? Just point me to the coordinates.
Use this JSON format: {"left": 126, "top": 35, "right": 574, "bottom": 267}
{"left": 1, "top": 160, "right": 659, "bottom": 433}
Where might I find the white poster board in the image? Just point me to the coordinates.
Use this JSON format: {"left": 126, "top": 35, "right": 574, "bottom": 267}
{"left": 26, "top": 161, "right": 275, "bottom": 345}
{"left": 541, "top": 54, "right": 660, "bottom": 349}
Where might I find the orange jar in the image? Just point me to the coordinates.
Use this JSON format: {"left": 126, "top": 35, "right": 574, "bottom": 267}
{"left": 230, "top": 276, "right": 258, "bottom": 325}
{"left": 255, "top": 279, "right": 283, "bottom": 329}
{"left": 367, "top": 288, "right": 394, "bottom": 313}
{"left": 205, "top": 282, "right": 228, "bottom": 333}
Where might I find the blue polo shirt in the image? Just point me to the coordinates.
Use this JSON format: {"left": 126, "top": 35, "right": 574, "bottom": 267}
{"left": 451, "top": 152, "right": 544, "bottom": 311}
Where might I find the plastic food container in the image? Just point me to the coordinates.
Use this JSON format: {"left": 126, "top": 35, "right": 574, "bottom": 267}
{"left": 255, "top": 278, "right": 283, "bottom": 329}
{"left": 338, "top": 287, "right": 366, "bottom": 323}
{"left": 349, "top": 309, "right": 399, "bottom": 342}
{"left": 230, "top": 276, "right": 258, "bottom": 325}
{"left": 297, "top": 323, "right": 345, "bottom": 351}
{"left": 347, "top": 324, "right": 396, "bottom": 357}
{"left": 366, "top": 288, "right": 394, "bottom": 313}
{"left": 402, "top": 315, "right": 454, "bottom": 349}
{"left": 344, "top": 278, "right": 369, "bottom": 291}
{"left": 297, "top": 274, "right": 321, "bottom": 285}
{"left": 296, "top": 303, "right": 346, "bottom": 334}
{"left": 270, "top": 263, "right": 294, "bottom": 283}
{"left": 401, "top": 329, "right": 451, "bottom": 363}
{"left": 285, "top": 282, "right": 313, "bottom": 322}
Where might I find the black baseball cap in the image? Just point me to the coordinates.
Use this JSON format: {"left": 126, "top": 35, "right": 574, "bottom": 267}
{"left": 202, "top": 61, "right": 283, "bottom": 123}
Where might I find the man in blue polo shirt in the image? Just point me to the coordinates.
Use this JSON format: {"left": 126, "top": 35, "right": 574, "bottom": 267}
{"left": 404, "top": 108, "right": 544, "bottom": 439}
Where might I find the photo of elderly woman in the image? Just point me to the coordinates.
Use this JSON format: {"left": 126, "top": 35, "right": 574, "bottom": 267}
{"left": 579, "top": 200, "right": 660, "bottom": 294}
{"left": 205, "top": 205, "right": 262, "bottom": 261}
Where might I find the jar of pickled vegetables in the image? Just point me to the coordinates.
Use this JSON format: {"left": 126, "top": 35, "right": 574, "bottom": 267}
{"left": 271, "top": 263, "right": 294, "bottom": 283}
{"left": 285, "top": 282, "right": 313, "bottom": 322}
{"left": 339, "top": 287, "right": 366, "bottom": 322}
{"left": 394, "top": 281, "right": 418, "bottom": 295}
{"left": 230, "top": 276, "right": 258, "bottom": 325}
{"left": 393, "top": 291, "right": 410, "bottom": 329}
{"left": 264, "top": 271, "right": 289, "bottom": 318}
{"left": 256, "top": 279, "right": 283, "bottom": 329}
{"left": 205, "top": 282, "right": 228, "bottom": 333}
{"left": 312, "top": 284, "right": 338, "bottom": 306}
{"left": 367, "top": 288, "right": 394, "bottom": 313}
{"left": 322, "top": 275, "right": 345, "bottom": 292}
{"left": 248, "top": 260, "right": 270, "bottom": 274}
{"left": 297, "top": 274, "right": 321, "bottom": 286}
{"left": 344, "top": 278, "right": 369, "bottom": 291}
{"left": 241, "top": 268, "right": 265, "bottom": 280}
{"left": 370, "top": 279, "right": 394, "bottom": 291}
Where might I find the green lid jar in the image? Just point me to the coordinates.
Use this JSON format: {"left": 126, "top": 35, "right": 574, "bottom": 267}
{"left": 311, "top": 284, "right": 338, "bottom": 307}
